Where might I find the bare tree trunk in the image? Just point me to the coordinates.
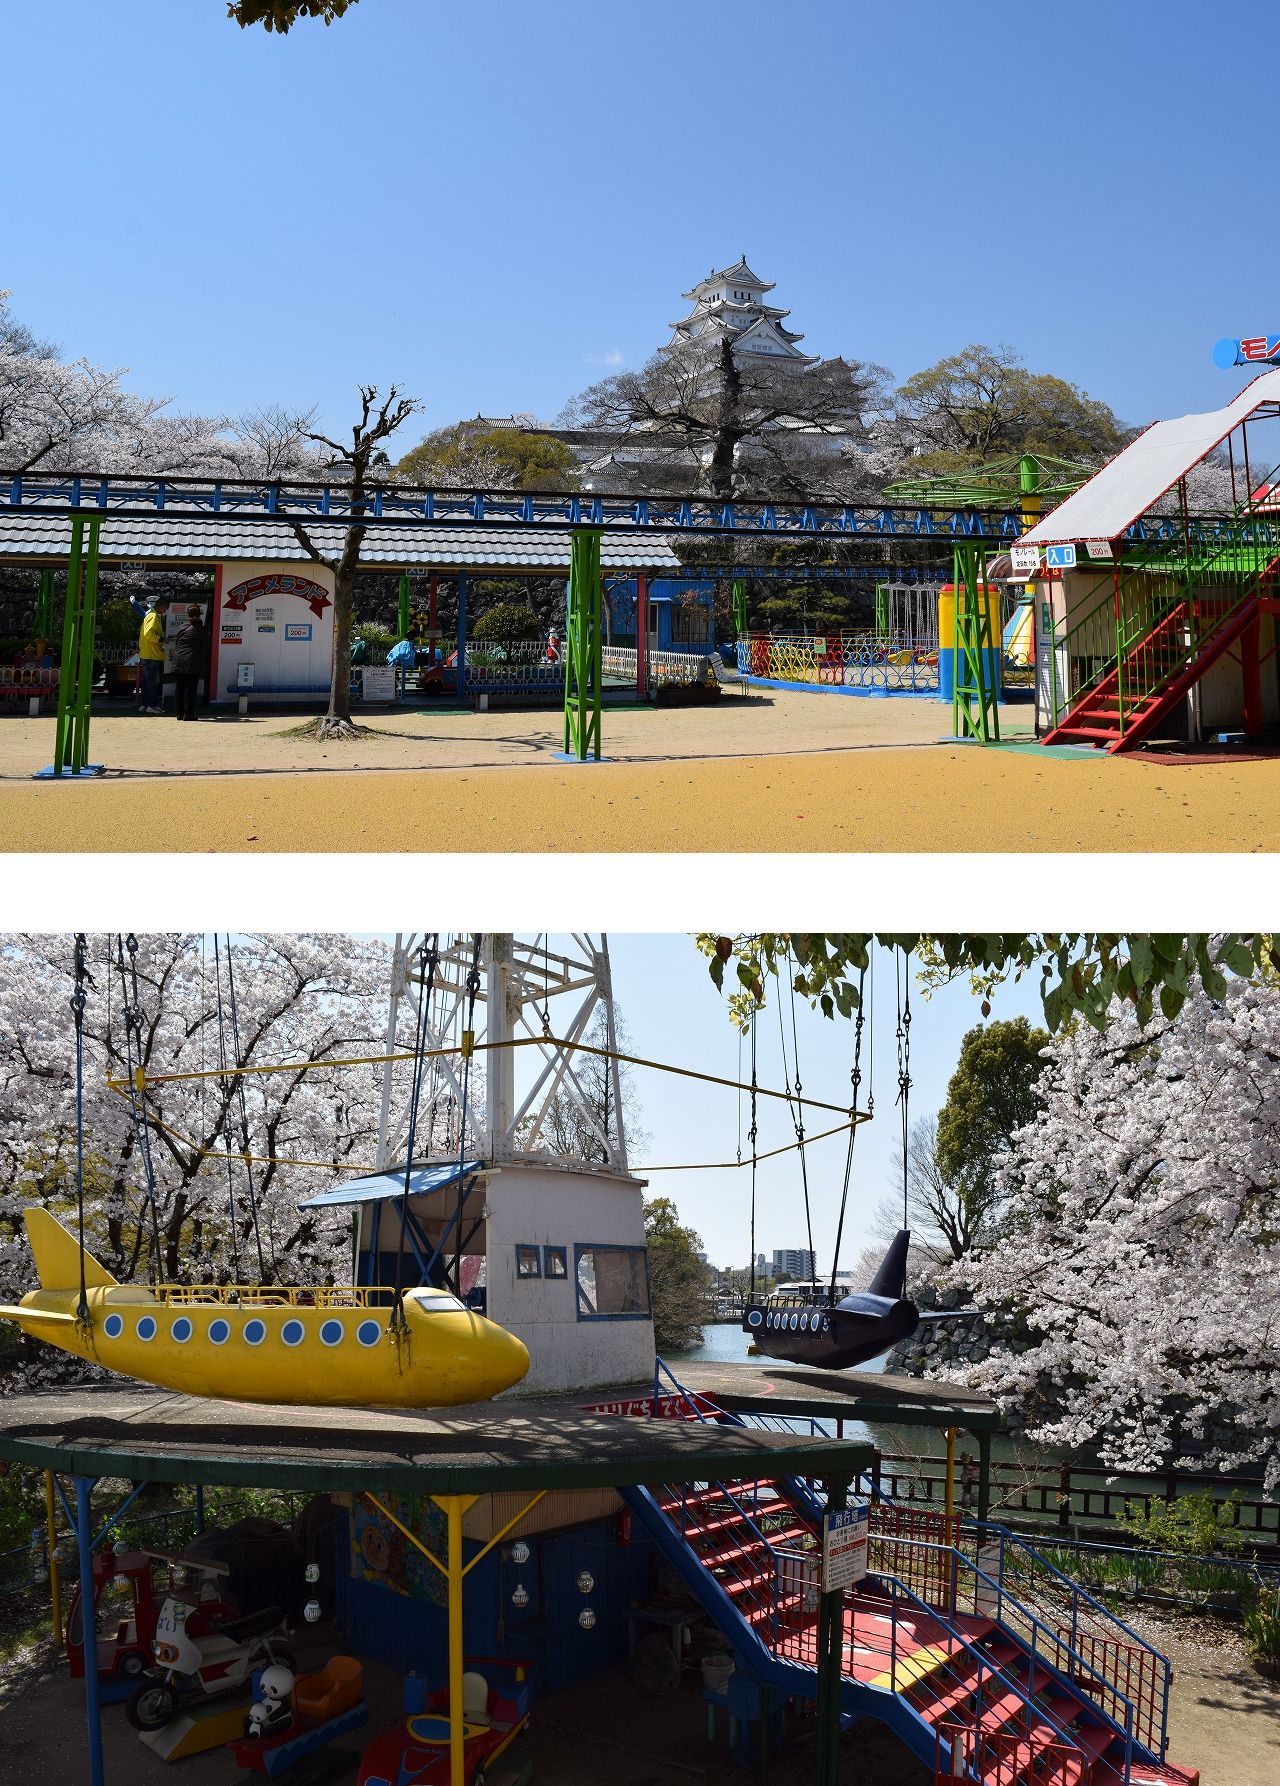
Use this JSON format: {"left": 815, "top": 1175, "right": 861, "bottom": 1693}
{"left": 327, "top": 556, "right": 356, "bottom": 727}
{"left": 706, "top": 337, "right": 743, "bottom": 501}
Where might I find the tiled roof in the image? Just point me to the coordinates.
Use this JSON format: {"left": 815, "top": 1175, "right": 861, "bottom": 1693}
{"left": 0, "top": 515, "right": 680, "bottom": 572}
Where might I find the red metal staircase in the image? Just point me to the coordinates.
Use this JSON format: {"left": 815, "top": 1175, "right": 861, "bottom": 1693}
{"left": 1042, "top": 534, "right": 1279, "bottom": 754}
{"left": 626, "top": 1474, "right": 1196, "bottom": 1786}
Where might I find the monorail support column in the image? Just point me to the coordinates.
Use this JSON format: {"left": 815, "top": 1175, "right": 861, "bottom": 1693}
{"left": 635, "top": 574, "right": 649, "bottom": 701}
{"left": 562, "top": 530, "right": 603, "bottom": 761}
{"left": 455, "top": 575, "right": 468, "bottom": 704}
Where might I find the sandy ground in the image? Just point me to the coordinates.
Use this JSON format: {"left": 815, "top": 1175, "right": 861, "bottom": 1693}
{"left": 1126, "top": 1609, "right": 1280, "bottom": 1786}
{"left": 0, "top": 691, "right": 977, "bottom": 779}
{"left": 0, "top": 740, "right": 1274, "bottom": 853}
{"left": 1, "top": 693, "right": 1274, "bottom": 852}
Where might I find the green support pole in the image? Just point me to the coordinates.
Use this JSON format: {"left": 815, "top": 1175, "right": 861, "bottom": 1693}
{"left": 562, "top": 530, "right": 603, "bottom": 761}
{"left": 397, "top": 573, "right": 411, "bottom": 639}
{"left": 52, "top": 518, "right": 85, "bottom": 778}
{"left": 875, "top": 582, "right": 889, "bottom": 640}
{"left": 71, "top": 518, "right": 101, "bottom": 774}
{"left": 35, "top": 568, "right": 56, "bottom": 642}
{"left": 732, "top": 576, "right": 748, "bottom": 637}
{"left": 951, "top": 540, "right": 1000, "bottom": 744}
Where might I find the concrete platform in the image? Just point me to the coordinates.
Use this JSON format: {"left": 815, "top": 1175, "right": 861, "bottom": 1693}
{"left": 0, "top": 1385, "right": 874, "bottom": 1494}
{"left": 653, "top": 1361, "right": 1000, "bottom": 1433}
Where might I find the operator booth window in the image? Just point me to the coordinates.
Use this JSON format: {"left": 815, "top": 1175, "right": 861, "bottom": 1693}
{"left": 515, "top": 1245, "right": 541, "bottom": 1279}
{"left": 544, "top": 1246, "right": 568, "bottom": 1279}
{"left": 575, "top": 1245, "right": 650, "bottom": 1320}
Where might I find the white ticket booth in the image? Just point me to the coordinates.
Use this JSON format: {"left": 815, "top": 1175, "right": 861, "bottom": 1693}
{"left": 208, "top": 562, "right": 336, "bottom": 705}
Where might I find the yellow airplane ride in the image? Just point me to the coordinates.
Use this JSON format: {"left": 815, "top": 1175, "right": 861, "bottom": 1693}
{"left": 0, "top": 1209, "right": 530, "bottom": 1408}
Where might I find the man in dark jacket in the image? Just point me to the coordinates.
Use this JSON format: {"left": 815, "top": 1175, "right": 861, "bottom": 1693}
{"left": 172, "top": 604, "right": 208, "bottom": 721}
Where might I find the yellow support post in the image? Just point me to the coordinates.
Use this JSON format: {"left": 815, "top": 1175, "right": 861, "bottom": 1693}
{"left": 432, "top": 1494, "right": 478, "bottom": 1786}
{"left": 45, "top": 1470, "right": 62, "bottom": 1644}
{"left": 943, "top": 1428, "right": 959, "bottom": 1517}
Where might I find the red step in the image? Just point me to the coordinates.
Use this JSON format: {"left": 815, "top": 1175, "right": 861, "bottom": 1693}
{"left": 1043, "top": 576, "right": 1273, "bottom": 754}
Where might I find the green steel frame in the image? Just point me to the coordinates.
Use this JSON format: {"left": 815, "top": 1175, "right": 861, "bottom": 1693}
{"left": 732, "top": 576, "right": 748, "bottom": 637}
{"left": 562, "top": 529, "right": 603, "bottom": 761}
{"left": 51, "top": 515, "right": 101, "bottom": 777}
{"left": 951, "top": 540, "right": 1000, "bottom": 743}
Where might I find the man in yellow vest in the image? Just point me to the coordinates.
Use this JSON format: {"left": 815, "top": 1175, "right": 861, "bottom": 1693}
{"left": 137, "top": 598, "right": 170, "bottom": 714}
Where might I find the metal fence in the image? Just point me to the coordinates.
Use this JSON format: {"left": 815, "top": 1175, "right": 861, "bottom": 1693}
{"left": 736, "top": 631, "right": 940, "bottom": 694}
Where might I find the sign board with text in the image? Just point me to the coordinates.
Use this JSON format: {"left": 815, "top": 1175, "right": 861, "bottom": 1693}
{"left": 358, "top": 666, "right": 397, "bottom": 703}
{"left": 1045, "top": 544, "right": 1077, "bottom": 570}
{"left": 211, "top": 563, "right": 335, "bottom": 705}
{"left": 821, "top": 1504, "right": 869, "bottom": 1592}
{"left": 1010, "top": 544, "right": 1042, "bottom": 575}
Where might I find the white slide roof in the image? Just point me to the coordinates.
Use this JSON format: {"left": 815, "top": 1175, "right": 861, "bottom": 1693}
{"left": 1020, "top": 368, "right": 1280, "bottom": 546}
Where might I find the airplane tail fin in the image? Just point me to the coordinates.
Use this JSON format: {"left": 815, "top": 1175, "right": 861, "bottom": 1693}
{"left": 867, "top": 1228, "right": 911, "bottom": 1300}
{"left": 24, "top": 1208, "right": 118, "bottom": 1292}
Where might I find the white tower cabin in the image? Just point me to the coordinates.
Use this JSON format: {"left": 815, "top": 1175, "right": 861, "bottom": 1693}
{"left": 667, "top": 256, "right": 818, "bottom": 365}
{"left": 305, "top": 936, "right": 654, "bottom": 1398}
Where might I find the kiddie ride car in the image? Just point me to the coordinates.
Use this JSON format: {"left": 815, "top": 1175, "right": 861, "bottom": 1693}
{"left": 124, "top": 1570, "right": 294, "bottom": 1732}
{"left": 228, "top": 1656, "right": 369, "bottom": 1778}
{"left": 357, "top": 1658, "right": 532, "bottom": 1786}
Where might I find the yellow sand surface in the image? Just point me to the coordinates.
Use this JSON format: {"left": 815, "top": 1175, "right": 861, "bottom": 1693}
{"left": 0, "top": 743, "right": 1272, "bottom": 853}
{"left": 0, "top": 688, "right": 963, "bottom": 779}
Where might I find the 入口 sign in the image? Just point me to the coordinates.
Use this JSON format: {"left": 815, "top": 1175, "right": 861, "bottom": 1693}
{"left": 1045, "top": 544, "right": 1077, "bottom": 570}
{"left": 821, "top": 1504, "right": 869, "bottom": 1592}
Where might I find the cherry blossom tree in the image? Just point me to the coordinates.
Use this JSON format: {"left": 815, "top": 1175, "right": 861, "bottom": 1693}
{"left": 949, "top": 973, "right": 1280, "bottom": 1487}
{"left": 0, "top": 289, "right": 238, "bottom": 477}
{"left": 0, "top": 933, "right": 419, "bottom": 1384}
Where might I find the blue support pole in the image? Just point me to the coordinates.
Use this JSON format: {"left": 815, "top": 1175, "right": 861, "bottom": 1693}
{"left": 75, "top": 1474, "right": 106, "bottom": 1786}
{"left": 455, "top": 575, "right": 468, "bottom": 703}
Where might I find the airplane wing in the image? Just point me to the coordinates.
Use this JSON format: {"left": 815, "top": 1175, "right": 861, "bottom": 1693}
{"left": 0, "top": 1304, "right": 76, "bottom": 1323}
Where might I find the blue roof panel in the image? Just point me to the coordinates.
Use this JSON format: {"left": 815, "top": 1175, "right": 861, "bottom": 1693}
{"left": 300, "top": 1158, "right": 484, "bottom": 1209}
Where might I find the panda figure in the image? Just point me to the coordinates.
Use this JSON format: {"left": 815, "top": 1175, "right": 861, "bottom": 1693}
{"left": 246, "top": 1664, "right": 295, "bottom": 1740}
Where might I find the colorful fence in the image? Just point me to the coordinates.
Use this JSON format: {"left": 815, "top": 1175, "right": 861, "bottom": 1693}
{"left": 0, "top": 665, "right": 59, "bottom": 707}
{"left": 735, "top": 631, "right": 941, "bottom": 694}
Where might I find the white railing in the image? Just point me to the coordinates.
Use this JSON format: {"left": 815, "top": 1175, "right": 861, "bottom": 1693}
{"left": 602, "top": 645, "right": 711, "bottom": 689}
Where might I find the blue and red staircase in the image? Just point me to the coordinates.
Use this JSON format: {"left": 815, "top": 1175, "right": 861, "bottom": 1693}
{"left": 619, "top": 1467, "right": 1197, "bottom": 1786}
{"left": 1042, "top": 533, "right": 1280, "bottom": 754}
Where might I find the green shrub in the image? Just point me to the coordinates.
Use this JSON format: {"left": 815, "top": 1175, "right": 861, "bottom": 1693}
{"left": 97, "top": 597, "right": 141, "bottom": 649}
{"left": 355, "top": 622, "right": 398, "bottom": 651}
{"left": 472, "top": 603, "right": 541, "bottom": 655}
{"left": 1115, "top": 1489, "right": 1244, "bottom": 1557}
{"left": 1243, "top": 1591, "right": 1280, "bottom": 1671}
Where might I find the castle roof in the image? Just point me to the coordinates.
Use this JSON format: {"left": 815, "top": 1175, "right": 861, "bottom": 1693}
{"left": 682, "top": 256, "right": 774, "bottom": 300}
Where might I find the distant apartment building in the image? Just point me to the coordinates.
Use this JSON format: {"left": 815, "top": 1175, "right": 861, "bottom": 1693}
{"left": 772, "top": 1248, "right": 817, "bottom": 1281}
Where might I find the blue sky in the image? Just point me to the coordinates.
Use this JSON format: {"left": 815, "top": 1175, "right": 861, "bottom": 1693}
{"left": 5, "top": 0, "right": 1272, "bottom": 451}
{"left": 556, "top": 936, "right": 1043, "bottom": 1272}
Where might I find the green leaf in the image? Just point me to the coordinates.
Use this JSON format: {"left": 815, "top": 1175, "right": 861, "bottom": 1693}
{"left": 1160, "top": 984, "right": 1185, "bottom": 1021}
{"left": 1128, "top": 936, "right": 1153, "bottom": 986}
